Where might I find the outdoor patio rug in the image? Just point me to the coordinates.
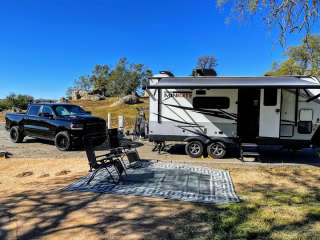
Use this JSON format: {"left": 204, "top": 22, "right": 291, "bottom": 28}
{"left": 64, "top": 161, "right": 239, "bottom": 204}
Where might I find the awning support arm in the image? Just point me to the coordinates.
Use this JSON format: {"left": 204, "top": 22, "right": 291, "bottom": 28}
{"left": 303, "top": 89, "right": 311, "bottom": 97}
{"left": 306, "top": 93, "right": 320, "bottom": 102}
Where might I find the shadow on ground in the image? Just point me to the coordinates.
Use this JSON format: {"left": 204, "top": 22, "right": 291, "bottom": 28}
{"left": 165, "top": 144, "right": 320, "bottom": 166}
{"left": 21, "top": 137, "right": 145, "bottom": 152}
{"left": 1, "top": 169, "right": 320, "bottom": 239}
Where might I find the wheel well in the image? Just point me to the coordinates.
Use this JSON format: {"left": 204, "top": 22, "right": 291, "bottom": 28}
{"left": 184, "top": 137, "right": 236, "bottom": 148}
{"left": 9, "top": 123, "right": 17, "bottom": 128}
{"left": 55, "top": 128, "right": 68, "bottom": 135}
{"left": 9, "top": 123, "right": 23, "bottom": 132}
{"left": 208, "top": 141, "right": 227, "bottom": 148}
{"left": 184, "top": 136, "right": 210, "bottom": 145}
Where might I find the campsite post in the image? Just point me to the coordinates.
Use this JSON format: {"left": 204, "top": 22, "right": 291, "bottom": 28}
{"left": 107, "top": 113, "right": 112, "bottom": 129}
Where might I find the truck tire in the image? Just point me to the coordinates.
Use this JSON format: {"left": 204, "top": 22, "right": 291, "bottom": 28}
{"left": 207, "top": 142, "right": 226, "bottom": 159}
{"left": 185, "top": 140, "right": 204, "bottom": 158}
{"left": 10, "top": 126, "right": 24, "bottom": 143}
{"left": 55, "top": 131, "right": 72, "bottom": 151}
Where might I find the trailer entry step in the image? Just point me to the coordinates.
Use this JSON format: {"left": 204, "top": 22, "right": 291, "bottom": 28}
{"left": 240, "top": 143, "right": 260, "bottom": 161}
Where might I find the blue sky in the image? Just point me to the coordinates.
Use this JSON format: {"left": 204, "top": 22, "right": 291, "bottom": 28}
{"left": 0, "top": 0, "right": 316, "bottom": 99}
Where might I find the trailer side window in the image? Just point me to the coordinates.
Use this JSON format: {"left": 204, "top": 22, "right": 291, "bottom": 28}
{"left": 298, "top": 109, "right": 313, "bottom": 134}
{"left": 263, "top": 89, "right": 277, "bottom": 106}
{"left": 299, "top": 109, "right": 313, "bottom": 121}
{"left": 193, "top": 97, "right": 230, "bottom": 109}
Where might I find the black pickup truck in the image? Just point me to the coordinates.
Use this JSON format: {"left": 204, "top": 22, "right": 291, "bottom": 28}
{"left": 5, "top": 103, "right": 107, "bottom": 151}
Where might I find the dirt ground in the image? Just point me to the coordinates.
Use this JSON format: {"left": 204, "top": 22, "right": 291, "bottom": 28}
{"left": 1, "top": 122, "right": 320, "bottom": 166}
{"left": 1, "top": 123, "right": 320, "bottom": 239}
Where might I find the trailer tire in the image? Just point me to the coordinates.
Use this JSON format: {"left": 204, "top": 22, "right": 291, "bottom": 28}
{"left": 207, "top": 142, "right": 226, "bottom": 159}
{"left": 10, "top": 126, "right": 24, "bottom": 143}
{"left": 185, "top": 140, "right": 204, "bottom": 158}
{"left": 55, "top": 131, "right": 72, "bottom": 151}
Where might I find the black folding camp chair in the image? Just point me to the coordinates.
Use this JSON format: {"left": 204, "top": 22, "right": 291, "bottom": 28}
{"left": 83, "top": 137, "right": 126, "bottom": 185}
{"left": 124, "top": 148, "right": 142, "bottom": 168}
{"left": 106, "top": 129, "right": 143, "bottom": 168}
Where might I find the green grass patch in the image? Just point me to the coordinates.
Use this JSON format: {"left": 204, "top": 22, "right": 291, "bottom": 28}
{"left": 167, "top": 166, "right": 320, "bottom": 240}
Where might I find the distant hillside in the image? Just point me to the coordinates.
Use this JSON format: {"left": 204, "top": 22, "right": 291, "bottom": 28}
{"left": 0, "top": 97, "right": 149, "bottom": 130}
{"left": 71, "top": 97, "right": 149, "bottom": 130}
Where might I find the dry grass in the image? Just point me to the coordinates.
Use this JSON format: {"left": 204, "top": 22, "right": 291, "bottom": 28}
{"left": 0, "top": 112, "right": 4, "bottom": 122}
{"left": 1, "top": 157, "right": 320, "bottom": 239}
{"left": 0, "top": 98, "right": 149, "bottom": 128}
{"left": 71, "top": 98, "right": 149, "bottom": 130}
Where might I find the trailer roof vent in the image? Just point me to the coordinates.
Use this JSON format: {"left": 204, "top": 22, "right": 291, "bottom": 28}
{"left": 192, "top": 68, "right": 217, "bottom": 77}
{"left": 159, "top": 71, "right": 174, "bottom": 77}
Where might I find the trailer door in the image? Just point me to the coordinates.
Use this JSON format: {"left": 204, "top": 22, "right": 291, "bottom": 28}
{"left": 259, "top": 89, "right": 281, "bottom": 138}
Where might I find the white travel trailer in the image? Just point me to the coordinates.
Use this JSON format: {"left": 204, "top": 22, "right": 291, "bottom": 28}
{"left": 146, "top": 72, "right": 320, "bottom": 159}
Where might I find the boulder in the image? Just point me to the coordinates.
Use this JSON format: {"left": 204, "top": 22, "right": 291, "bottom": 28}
{"left": 87, "top": 94, "right": 105, "bottom": 101}
{"left": 122, "top": 94, "right": 140, "bottom": 105}
{"left": 78, "top": 90, "right": 89, "bottom": 99}
{"left": 71, "top": 90, "right": 81, "bottom": 100}
{"left": 59, "top": 97, "right": 69, "bottom": 103}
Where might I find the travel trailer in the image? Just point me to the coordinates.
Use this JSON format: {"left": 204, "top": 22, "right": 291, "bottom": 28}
{"left": 146, "top": 71, "right": 320, "bottom": 159}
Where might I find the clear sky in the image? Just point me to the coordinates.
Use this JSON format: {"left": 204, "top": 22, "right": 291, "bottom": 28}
{"left": 0, "top": 0, "right": 315, "bottom": 99}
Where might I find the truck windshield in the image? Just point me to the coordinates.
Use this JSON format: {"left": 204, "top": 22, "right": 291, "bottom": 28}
{"left": 52, "top": 105, "right": 87, "bottom": 116}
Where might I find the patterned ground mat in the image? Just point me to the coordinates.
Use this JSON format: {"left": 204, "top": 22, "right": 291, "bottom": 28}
{"left": 64, "top": 161, "right": 239, "bottom": 204}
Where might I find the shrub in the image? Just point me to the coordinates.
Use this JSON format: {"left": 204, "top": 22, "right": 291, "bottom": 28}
{"left": 1, "top": 93, "right": 34, "bottom": 110}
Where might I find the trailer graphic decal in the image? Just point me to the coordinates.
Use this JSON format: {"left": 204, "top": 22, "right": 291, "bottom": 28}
{"left": 163, "top": 103, "right": 237, "bottom": 121}
{"left": 164, "top": 91, "right": 192, "bottom": 99}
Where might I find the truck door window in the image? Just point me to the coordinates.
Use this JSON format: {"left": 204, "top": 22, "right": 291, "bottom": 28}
{"left": 42, "top": 106, "right": 53, "bottom": 115}
{"left": 28, "top": 105, "right": 41, "bottom": 116}
{"left": 53, "top": 105, "right": 87, "bottom": 116}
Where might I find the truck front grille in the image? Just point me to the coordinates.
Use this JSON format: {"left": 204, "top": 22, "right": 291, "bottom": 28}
{"left": 85, "top": 122, "right": 106, "bottom": 134}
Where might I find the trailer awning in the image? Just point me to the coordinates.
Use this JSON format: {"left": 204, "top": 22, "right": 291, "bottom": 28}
{"left": 147, "top": 76, "right": 320, "bottom": 89}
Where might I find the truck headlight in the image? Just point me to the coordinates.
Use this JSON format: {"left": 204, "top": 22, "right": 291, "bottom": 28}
{"left": 71, "top": 123, "right": 84, "bottom": 130}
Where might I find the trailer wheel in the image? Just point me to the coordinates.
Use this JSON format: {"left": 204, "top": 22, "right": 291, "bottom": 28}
{"left": 55, "top": 131, "right": 72, "bottom": 151}
{"left": 185, "top": 141, "right": 204, "bottom": 158}
{"left": 9, "top": 126, "right": 24, "bottom": 143}
{"left": 207, "top": 142, "right": 226, "bottom": 159}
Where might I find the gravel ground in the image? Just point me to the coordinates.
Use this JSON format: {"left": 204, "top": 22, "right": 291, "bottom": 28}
{"left": 0, "top": 124, "right": 86, "bottom": 159}
{"left": 1, "top": 123, "right": 320, "bottom": 166}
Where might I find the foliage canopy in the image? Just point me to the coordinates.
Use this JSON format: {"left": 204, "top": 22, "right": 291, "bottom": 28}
{"left": 216, "top": 0, "right": 320, "bottom": 43}
{"left": 67, "top": 58, "right": 152, "bottom": 97}
{"left": 0, "top": 94, "right": 34, "bottom": 110}
{"left": 196, "top": 56, "right": 218, "bottom": 70}
{"left": 266, "top": 35, "right": 320, "bottom": 76}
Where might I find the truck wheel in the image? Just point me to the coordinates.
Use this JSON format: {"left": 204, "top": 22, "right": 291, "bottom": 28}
{"left": 207, "top": 142, "right": 226, "bottom": 159}
{"left": 185, "top": 141, "right": 204, "bottom": 158}
{"left": 10, "top": 126, "right": 24, "bottom": 143}
{"left": 55, "top": 131, "right": 72, "bottom": 151}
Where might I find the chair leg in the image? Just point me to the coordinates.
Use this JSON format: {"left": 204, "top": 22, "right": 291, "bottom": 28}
{"left": 105, "top": 167, "right": 116, "bottom": 183}
{"left": 113, "top": 160, "right": 126, "bottom": 183}
{"left": 120, "top": 159, "right": 127, "bottom": 176}
{"left": 87, "top": 168, "right": 101, "bottom": 185}
{"left": 118, "top": 157, "right": 127, "bottom": 176}
{"left": 119, "top": 154, "right": 128, "bottom": 169}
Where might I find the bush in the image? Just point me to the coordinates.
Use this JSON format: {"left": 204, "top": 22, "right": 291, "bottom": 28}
{"left": 0, "top": 94, "right": 34, "bottom": 110}
{"left": 0, "top": 99, "right": 9, "bottom": 110}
